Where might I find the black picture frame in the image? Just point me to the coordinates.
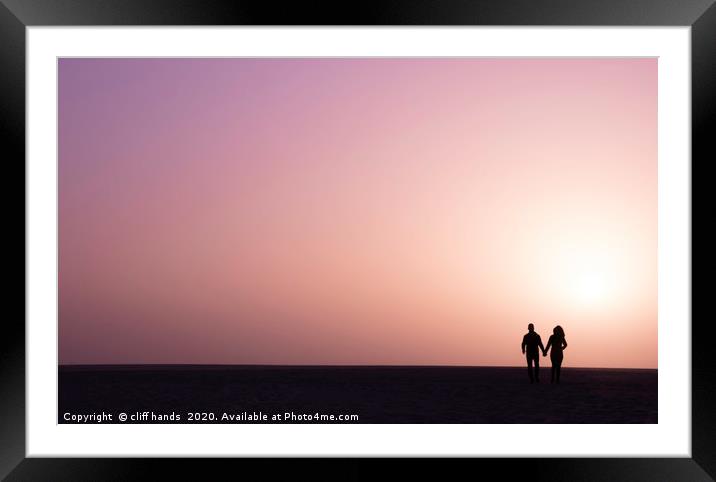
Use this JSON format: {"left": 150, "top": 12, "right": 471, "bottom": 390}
{"left": 3, "top": 0, "right": 713, "bottom": 480}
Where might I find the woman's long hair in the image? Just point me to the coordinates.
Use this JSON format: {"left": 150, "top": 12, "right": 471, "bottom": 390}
{"left": 553, "top": 325, "right": 565, "bottom": 339}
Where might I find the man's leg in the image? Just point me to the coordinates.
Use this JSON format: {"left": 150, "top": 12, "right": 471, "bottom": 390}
{"left": 526, "top": 356, "right": 534, "bottom": 383}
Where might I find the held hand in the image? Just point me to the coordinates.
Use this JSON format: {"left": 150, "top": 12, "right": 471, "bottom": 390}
{"left": 522, "top": 349, "right": 525, "bottom": 355}
{"left": 543, "top": 351, "right": 547, "bottom": 357}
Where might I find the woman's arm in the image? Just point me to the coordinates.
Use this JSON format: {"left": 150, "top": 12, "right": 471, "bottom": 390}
{"left": 544, "top": 336, "right": 552, "bottom": 355}
{"left": 562, "top": 338, "right": 568, "bottom": 350}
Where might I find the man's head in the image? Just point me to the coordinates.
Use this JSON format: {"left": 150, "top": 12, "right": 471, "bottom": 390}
{"left": 528, "top": 323, "right": 534, "bottom": 332}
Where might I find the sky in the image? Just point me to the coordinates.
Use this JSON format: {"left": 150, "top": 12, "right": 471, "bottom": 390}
{"left": 58, "top": 58, "right": 657, "bottom": 368}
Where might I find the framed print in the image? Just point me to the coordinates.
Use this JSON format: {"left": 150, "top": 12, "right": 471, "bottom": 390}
{"left": 3, "top": 0, "right": 714, "bottom": 479}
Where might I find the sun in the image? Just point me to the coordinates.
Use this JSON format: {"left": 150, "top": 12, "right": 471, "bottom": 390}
{"left": 574, "top": 272, "right": 608, "bottom": 304}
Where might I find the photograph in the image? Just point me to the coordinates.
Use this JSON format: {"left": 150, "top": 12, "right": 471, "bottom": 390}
{"left": 4, "top": 0, "right": 711, "bottom": 475}
{"left": 57, "top": 57, "right": 658, "bottom": 425}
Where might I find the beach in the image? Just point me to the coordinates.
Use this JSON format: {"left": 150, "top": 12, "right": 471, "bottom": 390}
{"left": 59, "top": 365, "right": 657, "bottom": 424}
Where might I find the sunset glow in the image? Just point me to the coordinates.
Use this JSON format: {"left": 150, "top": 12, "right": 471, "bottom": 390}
{"left": 58, "top": 58, "right": 657, "bottom": 368}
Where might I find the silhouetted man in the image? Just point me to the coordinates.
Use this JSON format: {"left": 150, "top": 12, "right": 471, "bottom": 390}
{"left": 521, "top": 323, "right": 545, "bottom": 383}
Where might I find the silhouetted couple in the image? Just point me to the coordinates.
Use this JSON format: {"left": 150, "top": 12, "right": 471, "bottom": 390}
{"left": 521, "top": 323, "right": 568, "bottom": 384}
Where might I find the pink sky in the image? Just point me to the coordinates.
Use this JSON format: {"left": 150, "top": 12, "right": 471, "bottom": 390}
{"left": 59, "top": 58, "right": 657, "bottom": 368}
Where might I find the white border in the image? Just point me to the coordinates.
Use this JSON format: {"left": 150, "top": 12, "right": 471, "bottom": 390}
{"left": 27, "top": 27, "right": 691, "bottom": 457}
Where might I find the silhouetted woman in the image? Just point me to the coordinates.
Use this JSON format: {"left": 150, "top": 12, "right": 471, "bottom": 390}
{"left": 544, "top": 325, "right": 568, "bottom": 384}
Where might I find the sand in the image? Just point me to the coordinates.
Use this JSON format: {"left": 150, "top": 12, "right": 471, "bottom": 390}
{"left": 59, "top": 365, "right": 657, "bottom": 424}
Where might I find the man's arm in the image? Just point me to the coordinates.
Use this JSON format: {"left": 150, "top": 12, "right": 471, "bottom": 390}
{"left": 540, "top": 336, "right": 548, "bottom": 354}
{"left": 521, "top": 335, "right": 526, "bottom": 354}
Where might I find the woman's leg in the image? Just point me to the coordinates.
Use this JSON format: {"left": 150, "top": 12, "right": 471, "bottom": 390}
{"left": 551, "top": 354, "right": 563, "bottom": 383}
{"left": 555, "top": 354, "right": 563, "bottom": 383}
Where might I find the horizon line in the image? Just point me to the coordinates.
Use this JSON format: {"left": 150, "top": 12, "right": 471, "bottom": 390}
{"left": 58, "top": 363, "right": 658, "bottom": 371}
